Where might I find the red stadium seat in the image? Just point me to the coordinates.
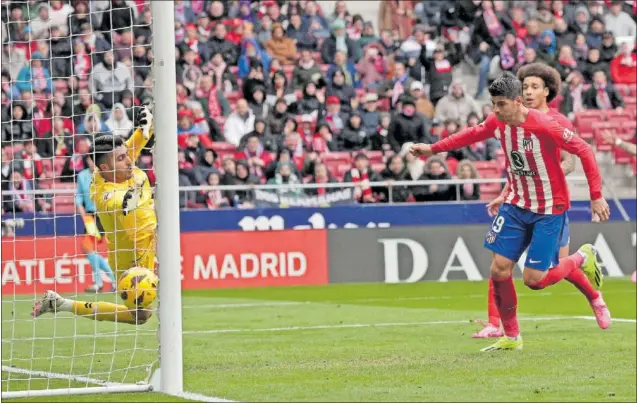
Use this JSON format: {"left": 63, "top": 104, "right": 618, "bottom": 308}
{"left": 593, "top": 127, "right": 616, "bottom": 152}
{"left": 370, "top": 162, "right": 385, "bottom": 173}
{"left": 364, "top": 150, "right": 384, "bottom": 164}
{"left": 209, "top": 142, "right": 236, "bottom": 152}
{"left": 226, "top": 91, "right": 240, "bottom": 104}
{"left": 615, "top": 84, "right": 632, "bottom": 98}
{"left": 614, "top": 146, "right": 634, "bottom": 165}
{"left": 473, "top": 160, "right": 501, "bottom": 178}
{"left": 40, "top": 158, "right": 53, "bottom": 173}
{"left": 321, "top": 151, "right": 351, "bottom": 164}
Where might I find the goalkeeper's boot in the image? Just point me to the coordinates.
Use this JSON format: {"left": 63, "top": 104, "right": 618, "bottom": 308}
{"left": 578, "top": 244, "right": 604, "bottom": 290}
{"left": 31, "top": 290, "right": 64, "bottom": 318}
{"left": 472, "top": 319, "right": 504, "bottom": 338}
{"left": 480, "top": 336, "right": 523, "bottom": 352}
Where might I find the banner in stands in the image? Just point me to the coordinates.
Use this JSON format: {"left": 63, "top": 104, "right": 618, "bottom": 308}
{"left": 1, "top": 230, "right": 329, "bottom": 294}
{"left": 7, "top": 199, "right": 636, "bottom": 236}
{"left": 253, "top": 189, "right": 356, "bottom": 208}
{"left": 327, "top": 222, "right": 636, "bottom": 284}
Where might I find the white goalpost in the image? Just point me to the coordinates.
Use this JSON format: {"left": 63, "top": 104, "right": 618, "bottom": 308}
{"left": 1, "top": 0, "right": 182, "bottom": 398}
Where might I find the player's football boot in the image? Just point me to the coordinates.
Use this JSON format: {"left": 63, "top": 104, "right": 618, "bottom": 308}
{"left": 578, "top": 244, "right": 604, "bottom": 290}
{"left": 589, "top": 293, "right": 611, "bottom": 330}
{"left": 85, "top": 284, "right": 103, "bottom": 293}
{"left": 480, "top": 336, "right": 523, "bottom": 352}
{"left": 31, "top": 290, "right": 64, "bottom": 318}
{"left": 472, "top": 319, "right": 504, "bottom": 338}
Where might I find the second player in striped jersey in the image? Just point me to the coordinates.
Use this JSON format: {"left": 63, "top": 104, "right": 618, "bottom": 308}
{"left": 409, "top": 73, "right": 611, "bottom": 352}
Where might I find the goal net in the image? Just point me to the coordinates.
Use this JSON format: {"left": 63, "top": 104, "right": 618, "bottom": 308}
{"left": 1, "top": 0, "right": 166, "bottom": 398}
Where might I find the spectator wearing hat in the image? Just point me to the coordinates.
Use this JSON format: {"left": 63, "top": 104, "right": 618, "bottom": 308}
{"left": 321, "top": 19, "right": 358, "bottom": 65}
{"left": 610, "top": 42, "right": 637, "bottom": 85}
{"left": 238, "top": 39, "right": 272, "bottom": 79}
{"left": 600, "top": 31, "right": 619, "bottom": 63}
{"left": 586, "top": 17, "right": 606, "bottom": 49}
{"left": 536, "top": 29, "right": 557, "bottom": 63}
{"left": 266, "top": 98, "right": 292, "bottom": 136}
{"left": 388, "top": 95, "right": 433, "bottom": 153}
{"left": 358, "top": 22, "right": 379, "bottom": 49}
{"left": 536, "top": 2, "right": 556, "bottom": 33}
{"left": 572, "top": 6, "right": 591, "bottom": 35}
{"left": 360, "top": 93, "right": 380, "bottom": 137}
{"left": 323, "top": 96, "right": 348, "bottom": 136}
{"left": 265, "top": 23, "right": 298, "bottom": 65}
{"left": 15, "top": 52, "right": 52, "bottom": 95}
{"left": 584, "top": 70, "right": 625, "bottom": 111}
{"left": 409, "top": 81, "right": 435, "bottom": 120}
{"left": 180, "top": 23, "right": 211, "bottom": 64}
{"left": 224, "top": 99, "right": 256, "bottom": 147}
{"left": 267, "top": 161, "right": 303, "bottom": 196}
{"left": 194, "top": 149, "right": 220, "bottom": 186}
{"left": 434, "top": 81, "right": 480, "bottom": 126}
{"left": 605, "top": 0, "right": 637, "bottom": 38}
{"left": 239, "top": 117, "right": 277, "bottom": 153}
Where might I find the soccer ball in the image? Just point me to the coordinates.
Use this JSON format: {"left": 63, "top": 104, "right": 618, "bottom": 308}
{"left": 118, "top": 267, "right": 158, "bottom": 310}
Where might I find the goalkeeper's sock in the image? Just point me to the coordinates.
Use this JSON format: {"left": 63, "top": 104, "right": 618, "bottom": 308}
{"left": 70, "top": 301, "right": 139, "bottom": 324}
{"left": 97, "top": 255, "right": 115, "bottom": 283}
{"left": 86, "top": 252, "right": 103, "bottom": 288}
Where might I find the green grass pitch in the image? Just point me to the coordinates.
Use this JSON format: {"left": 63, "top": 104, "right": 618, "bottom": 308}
{"left": 2, "top": 278, "right": 635, "bottom": 402}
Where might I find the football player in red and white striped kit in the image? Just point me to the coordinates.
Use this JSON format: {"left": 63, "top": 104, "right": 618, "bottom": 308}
{"left": 410, "top": 72, "right": 611, "bottom": 351}
{"left": 473, "top": 63, "right": 612, "bottom": 339}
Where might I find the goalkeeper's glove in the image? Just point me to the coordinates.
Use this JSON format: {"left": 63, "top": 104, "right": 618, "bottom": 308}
{"left": 82, "top": 214, "right": 101, "bottom": 240}
{"left": 122, "top": 175, "right": 147, "bottom": 216}
{"left": 135, "top": 104, "right": 154, "bottom": 139}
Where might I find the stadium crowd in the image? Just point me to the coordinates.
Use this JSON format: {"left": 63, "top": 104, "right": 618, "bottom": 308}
{"left": 1, "top": 0, "right": 636, "bottom": 212}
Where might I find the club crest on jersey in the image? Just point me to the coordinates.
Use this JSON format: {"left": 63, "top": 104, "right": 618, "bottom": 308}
{"left": 562, "top": 128, "right": 574, "bottom": 143}
{"left": 103, "top": 192, "right": 112, "bottom": 201}
{"left": 522, "top": 138, "right": 533, "bottom": 152}
{"left": 486, "top": 231, "right": 496, "bottom": 244}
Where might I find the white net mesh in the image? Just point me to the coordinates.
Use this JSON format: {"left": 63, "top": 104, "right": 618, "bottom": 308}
{"left": 2, "top": 0, "right": 157, "bottom": 396}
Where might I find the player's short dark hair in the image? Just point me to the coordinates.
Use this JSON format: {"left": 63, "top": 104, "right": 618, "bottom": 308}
{"left": 516, "top": 63, "right": 562, "bottom": 103}
{"left": 488, "top": 72, "right": 522, "bottom": 100}
{"left": 91, "top": 135, "right": 125, "bottom": 166}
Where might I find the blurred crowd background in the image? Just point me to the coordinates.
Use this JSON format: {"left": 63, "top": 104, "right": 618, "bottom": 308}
{"left": 1, "top": 0, "right": 636, "bottom": 213}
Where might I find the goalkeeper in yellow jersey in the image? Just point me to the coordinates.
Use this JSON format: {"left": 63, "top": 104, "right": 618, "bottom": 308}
{"left": 32, "top": 105, "right": 156, "bottom": 325}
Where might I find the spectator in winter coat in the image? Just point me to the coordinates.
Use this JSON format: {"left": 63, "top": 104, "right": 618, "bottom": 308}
{"left": 320, "top": 19, "right": 358, "bottom": 65}
{"left": 572, "top": 6, "right": 590, "bottom": 35}
{"left": 553, "top": 18, "right": 575, "bottom": 50}
{"left": 326, "top": 68, "right": 356, "bottom": 115}
{"left": 266, "top": 99, "right": 291, "bottom": 136}
{"left": 500, "top": 32, "right": 526, "bottom": 72}
{"left": 455, "top": 160, "right": 480, "bottom": 201}
{"left": 265, "top": 23, "right": 297, "bottom": 65}
{"left": 553, "top": 45, "right": 579, "bottom": 81}
{"left": 265, "top": 72, "right": 297, "bottom": 107}
{"left": 409, "top": 82, "right": 435, "bottom": 120}
{"left": 291, "top": 46, "right": 322, "bottom": 90}
{"left": 296, "top": 82, "right": 324, "bottom": 118}
{"left": 583, "top": 70, "right": 625, "bottom": 111}
{"left": 342, "top": 153, "right": 382, "bottom": 203}
{"left": 105, "top": 103, "right": 133, "bottom": 137}
{"left": 209, "top": 24, "right": 238, "bottom": 66}
{"left": 586, "top": 18, "right": 605, "bottom": 50}
{"left": 327, "top": 50, "right": 359, "bottom": 88}
{"left": 339, "top": 113, "right": 369, "bottom": 151}
{"left": 15, "top": 52, "right": 52, "bottom": 95}
{"left": 435, "top": 82, "right": 481, "bottom": 126}
{"left": 414, "top": 156, "right": 453, "bottom": 202}
{"left": 610, "top": 42, "right": 637, "bottom": 85}
{"left": 388, "top": 96, "right": 434, "bottom": 153}
{"left": 267, "top": 161, "right": 303, "bottom": 196}
{"left": 224, "top": 99, "right": 255, "bottom": 147}
{"left": 561, "top": 71, "right": 586, "bottom": 119}
{"left": 369, "top": 113, "right": 392, "bottom": 152}
{"left": 89, "top": 50, "right": 134, "bottom": 109}
{"left": 604, "top": 0, "right": 637, "bottom": 38}
{"left": 360, "top": 93, "right": 380, "bottom": 137}
{"left": 379, "top": 58, "right": 415, "bottom": 108}
{"left": 306, "top": 162, "right": 340, "bottom": 196}
{"left": 323, "top": 96, "right": 349, "bottom": 136}
{"left": 356, "top": 44, "right": 387, "bottom": 89}
{"left": 2, "top": 103, "right": 33, "bottom": 143}
{"left": 378, "top": 154, "right": 410, "bottom": 203}
{"left": 420, "top": 43, "right": 461, "bottom": 105}
{"left": 310, "top": 123, "right": 338, "bottom": 154}
{"left": 599, "top": 32, "right": 618, "bottom": 63}
{"left": 582, "top": 48, "right": 608, "bottom": 83}
{"left": 238, "top": 118, "right": 278, "bottom": 153}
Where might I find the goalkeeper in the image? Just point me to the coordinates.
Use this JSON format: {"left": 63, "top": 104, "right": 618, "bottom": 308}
{"left": 32, "top": 105, "right": 157, "bottom": 325}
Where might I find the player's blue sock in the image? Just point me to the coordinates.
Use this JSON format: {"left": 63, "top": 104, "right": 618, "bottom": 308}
{"left": 98, "top": 255, "right": 115, "bottom": 283}
{"left": 86, "top": 252, "right": 103, "bottom": 288}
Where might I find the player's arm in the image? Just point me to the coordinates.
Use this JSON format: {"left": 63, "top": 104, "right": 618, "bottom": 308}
{"left": 126, "top": 106, "right": 154, "bottom": 162}
{"left": 412, "top": 114, "right": 497, "bottom": 156}
{"left": 560, "top": 150, "right": 576, "bottom": 176}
